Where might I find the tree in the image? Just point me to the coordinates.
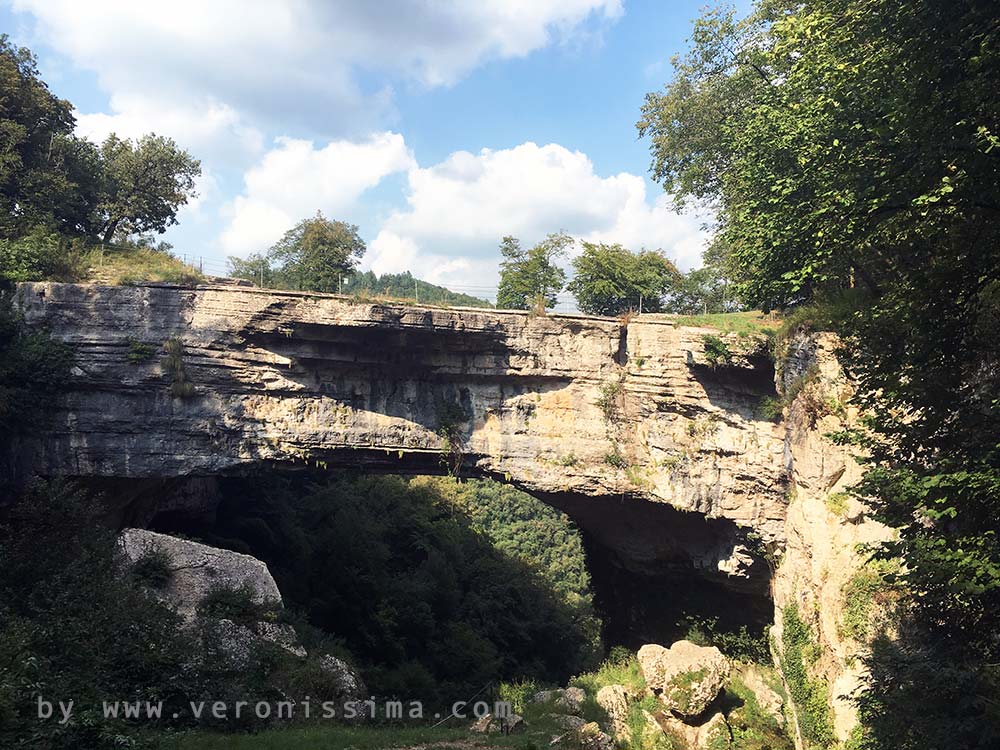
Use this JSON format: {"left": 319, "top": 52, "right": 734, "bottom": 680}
{"left": 266, "top": 212, "right": 365, "bottom": 292}
{"left": 1, "top": 37, "right": 201, "bottom": 253}
{"left": 664, "top": 244, "right": 743, "bottom": 315}
{"left": 93, "top": 133, "right": 200, "bottom": 243}
{"left": 568, "top": 242, "right": 680, "bottom": 316}
{"left": 0, "top": 35, "right": 97, "bottom": 237}
{"left": 227, "top": 252, "right": 276, "bottom": 288}
{"left": 641, "top": 1, "right": 1000, "bottom": 747}
{"left": 496, "top": 233, "right": 570, "bottom": 310}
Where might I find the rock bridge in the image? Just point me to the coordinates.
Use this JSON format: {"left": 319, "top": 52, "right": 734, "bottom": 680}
{"left": 13, "top": 282, "right": 789, "bottom": 614}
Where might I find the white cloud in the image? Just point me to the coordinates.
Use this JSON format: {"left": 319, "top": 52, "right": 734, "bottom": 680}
{"left": 12, "top": 0, "right": 622, "bottom": 142}
{"left": 74, "top": 93, "right": 264, "bottom": 164}
{"left": 365, "top": 141, "right": 709, "bottom": 288}
{"left": 220, "top": 132, "right": 414, "bottom": 256}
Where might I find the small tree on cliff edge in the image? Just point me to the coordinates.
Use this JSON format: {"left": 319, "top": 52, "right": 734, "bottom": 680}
{"left": 496, "top": 232, "right": 570, "bottom": 310}
{"left": 268, "top": 212, "right": 366, "bottom": 292}
{"left": 568, "top": 242, "right": 680, "bottom": 316}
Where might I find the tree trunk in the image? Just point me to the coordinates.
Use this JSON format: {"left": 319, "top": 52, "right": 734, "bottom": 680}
{"left": 102, "top": 219, "right": 120, "bottom": 245}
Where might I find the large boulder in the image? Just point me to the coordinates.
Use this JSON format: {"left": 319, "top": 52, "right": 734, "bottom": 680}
{"left": 318, "top": 654, "right": 367, "bottom": 704}
{"left": 119, "top": 528, "right": 281, "bottom": 621}
{"left": 531, "top": 686, "right": 586, "bottom": 715}
{"left": 548, "top": 714, "right": 587, "bottom": 731}
{"left": 596, "top": 684, "right": 631, "bottom": 739}
{"left": 552, "top": 721, "right": 614, "bottom": 750}
{"left": 638, "top": 640, "right": 730, "bottom": 717}
{"left": 655, "top": 710, "right": 732, "bottom": 750}
{"left": 120, "top": 528, "right": 366, "bottom": 711}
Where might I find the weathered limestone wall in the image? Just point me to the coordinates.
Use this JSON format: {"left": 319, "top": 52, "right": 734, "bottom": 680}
{"left": 14, "top": 282, "right": 787, "bottom": 584}
{"left": 770, "top": 331, "right": 893, "bottom": 745}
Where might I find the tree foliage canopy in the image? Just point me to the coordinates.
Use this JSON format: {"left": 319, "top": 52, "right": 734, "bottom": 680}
{"left": 496, "top": 233, "right": 570, "bottom": 310}
{"left": 250, "top": 212, "right": 366, "bottom": 293}
{"left": 93, "top": 134, "right": 200, "bottom": 243}
{"left": 0, "top": 35, "right": 200, "bottom": 276}
{"left": 178, "top": 473, "right": 601, "bottom": 705}
{"left": 567, "top": 241, "right": 680, "bottom": 316}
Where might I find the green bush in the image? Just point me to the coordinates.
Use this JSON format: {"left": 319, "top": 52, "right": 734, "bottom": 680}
{"left": 701, "top": 334, "right": 734, "bottom": 368}
{"left": 499, "top": 678, "right": 540, "bottom": 714}
{"left": 132, "top": 547, "right": 173, "bottom": 589}
{"left": 596, "top": 378, "right": 625, "bottom": 423}
{"left": 198, "top": 583, "right": 279, "bottom": 625}
{"left": 0, "top": 227, "right": 78, "bottom": 282}
{"left": 839, "top": 559, "right": 901, "bottom": 642}
{"left": 163, "top": 337, "right": 195, "bottom": 398}
{"left": 604, "top": 449, "right": 629, "bottom": 468}
{"left": 127, "top": 338, "right": 158, "bottom": 363}
{"left": 725, "top": 676, "right": 795, "bottom": 750}
{"left": 755, "top": 396, "right": 783, "bottom": 423}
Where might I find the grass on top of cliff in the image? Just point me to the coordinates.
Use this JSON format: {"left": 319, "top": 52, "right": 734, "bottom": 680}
{"left": 75, "top": 245, "right": 205, "bottom": 285}
{"left": 658, "top": 310, "right": 782, "bottom": 335}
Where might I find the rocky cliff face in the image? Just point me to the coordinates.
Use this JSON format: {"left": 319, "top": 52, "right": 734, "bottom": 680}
{"left": 14, "top": 281, "right": 787, "bottom": 587}
{"left": 13, "top": 282, "right": 885, "bottom": 745}
{"left": 771, "top": 332, "right": 893, "bottom": 746}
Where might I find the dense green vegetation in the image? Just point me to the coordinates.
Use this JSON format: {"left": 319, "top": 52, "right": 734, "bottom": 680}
{"left": 0, "top": 36, "right": 200, "bottom": 283}
{"left": 779, "top": 606, "right": 834, "bottom": 749}
{"left": 567, "top": 242, "right": 680, "bottom": 316}
{"left": 226, "top": 212, "right": 365, "bottom": 293}
{"left": 342, "top": 270, "right": 490, "bottom": 307}
{"left": 642, "top": 1, "right": 1000, "bottom": 747}
{"left": 160, "top": 474, "right": 602, "bottom": 708}
{"left": 0, "top": 482, "right": 189, "bottom": 749}
{"left": 0, "top": 482, "right": 347, "bottom": 749}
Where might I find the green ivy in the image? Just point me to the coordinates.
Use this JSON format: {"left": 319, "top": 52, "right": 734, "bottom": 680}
{"left": 780, "top": 605, "right": 834, "bottom": 749}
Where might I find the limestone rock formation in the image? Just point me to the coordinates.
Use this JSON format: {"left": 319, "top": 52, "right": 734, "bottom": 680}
{"left": 770, "top": 330, "right": 894, "bottom": 745}
{"left": 532, "top": 686, "right": 586, "bottom": 715}
{"left": 735, "top": 663, "right": 784, "bottom": 724}
{"left": 656, "top": 710, "right": 731, "bottom": 750}
{"left": 317, "top": 655, "right": 366, "bottom": 704}
{"left": 548, "top": 714, "right": 587, "bottom": 731}
{"left": 119, "top": 527, "right": 281, "bottom": 622}
{"left": 14, "top": 282, "right": 787, "bottom": 586}
{"left": 552, "top": 721, "right": 615, "bottom": 750}
{"left": 596, "top": 684, "right": 631, "bottom": 739}
{"left": 120, "top": 527, "right": 365, "bottom": 703}
{"left": 638, "top": 640, "right": 730, "bottom": 717}
{"left": 11, "top": 282, "right": 894, "bottom": 747}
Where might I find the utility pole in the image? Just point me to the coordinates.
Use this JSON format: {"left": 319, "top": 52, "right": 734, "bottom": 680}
{"left": 639, "top": 294, "right": 643, "bottom": 315}
{"left": 414, "top": 278, "right": 419, "bottom": 303}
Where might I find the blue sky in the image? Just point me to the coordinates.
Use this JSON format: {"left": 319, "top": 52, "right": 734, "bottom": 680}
{"left": 2, "top": 0, "right": 724, "bottom": 306}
